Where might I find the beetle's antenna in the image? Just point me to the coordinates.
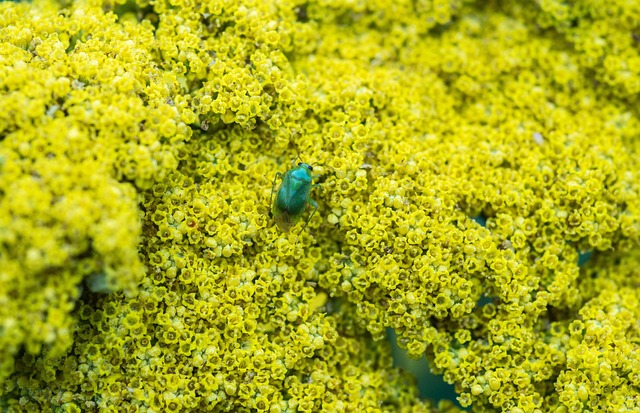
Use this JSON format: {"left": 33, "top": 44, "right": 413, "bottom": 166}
{"left": 290, "top": 138, "right": 305, "bottom": 164}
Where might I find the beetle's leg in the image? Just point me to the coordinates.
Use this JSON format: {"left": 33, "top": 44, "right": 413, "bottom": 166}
{"left": 300, "top": 198, "right": 319, "bottom": 232}
{"left": 270, "top": 172, "right": 283, "bottom": 210}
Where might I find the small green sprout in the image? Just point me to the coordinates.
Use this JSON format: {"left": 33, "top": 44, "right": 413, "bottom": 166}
{"left": 270, "top": 158, "right": 319, "bottom": 232}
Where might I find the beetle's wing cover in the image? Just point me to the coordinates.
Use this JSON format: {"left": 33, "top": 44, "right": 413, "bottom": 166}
{"left": 292, "top": 174, "right": 313, "bottom": 210}
{"left": 276, "top": 171, "right": 310, "bottom": 214}
{"left": 274, "top": 172, "right": 293, "bottom": 212}
{"left": 273, "top": 170, "right": 311, "bottom": 232}
{"left": 273, "top": 173, "right": 295, "bottom": 232}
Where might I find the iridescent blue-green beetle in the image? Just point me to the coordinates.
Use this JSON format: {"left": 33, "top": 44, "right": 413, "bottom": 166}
{"left": 270, "top": 159, "right": 319, "bottom": 232}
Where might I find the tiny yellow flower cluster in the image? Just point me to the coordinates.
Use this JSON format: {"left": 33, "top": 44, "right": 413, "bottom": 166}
{"left": 0, "top": 0, "right": 189, "bottom": 383}
{"left": 526, "top": 0, "right": 640, "bottom": 98}
{"left": 555, "top": 285, "right": 640, "bottom": 412}
{"left": 299, "top": 5, "right": 640, "bottom": 410}
{"left": 1, "top": 0, "right": 640, "bottom": 412}
{"left": 0, "top": 0, "right": 462, "bottom": 411}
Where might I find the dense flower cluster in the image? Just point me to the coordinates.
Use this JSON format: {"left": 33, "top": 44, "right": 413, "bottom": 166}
{"left": 1, "top": 0, "right": 640, "bottom": 412}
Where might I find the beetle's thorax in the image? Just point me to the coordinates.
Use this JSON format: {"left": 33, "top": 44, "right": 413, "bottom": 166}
{"left": 289, "top": 165, "right": 313, "bottom": 183}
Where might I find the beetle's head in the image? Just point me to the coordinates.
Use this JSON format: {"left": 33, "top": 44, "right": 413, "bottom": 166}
{"left": 298, "top": 162, "right": 313, "bottom": 171}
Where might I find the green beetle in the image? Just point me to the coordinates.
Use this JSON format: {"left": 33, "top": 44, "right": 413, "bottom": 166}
{"left": 271, "top": 160, "right": 319, "bottom": 232}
